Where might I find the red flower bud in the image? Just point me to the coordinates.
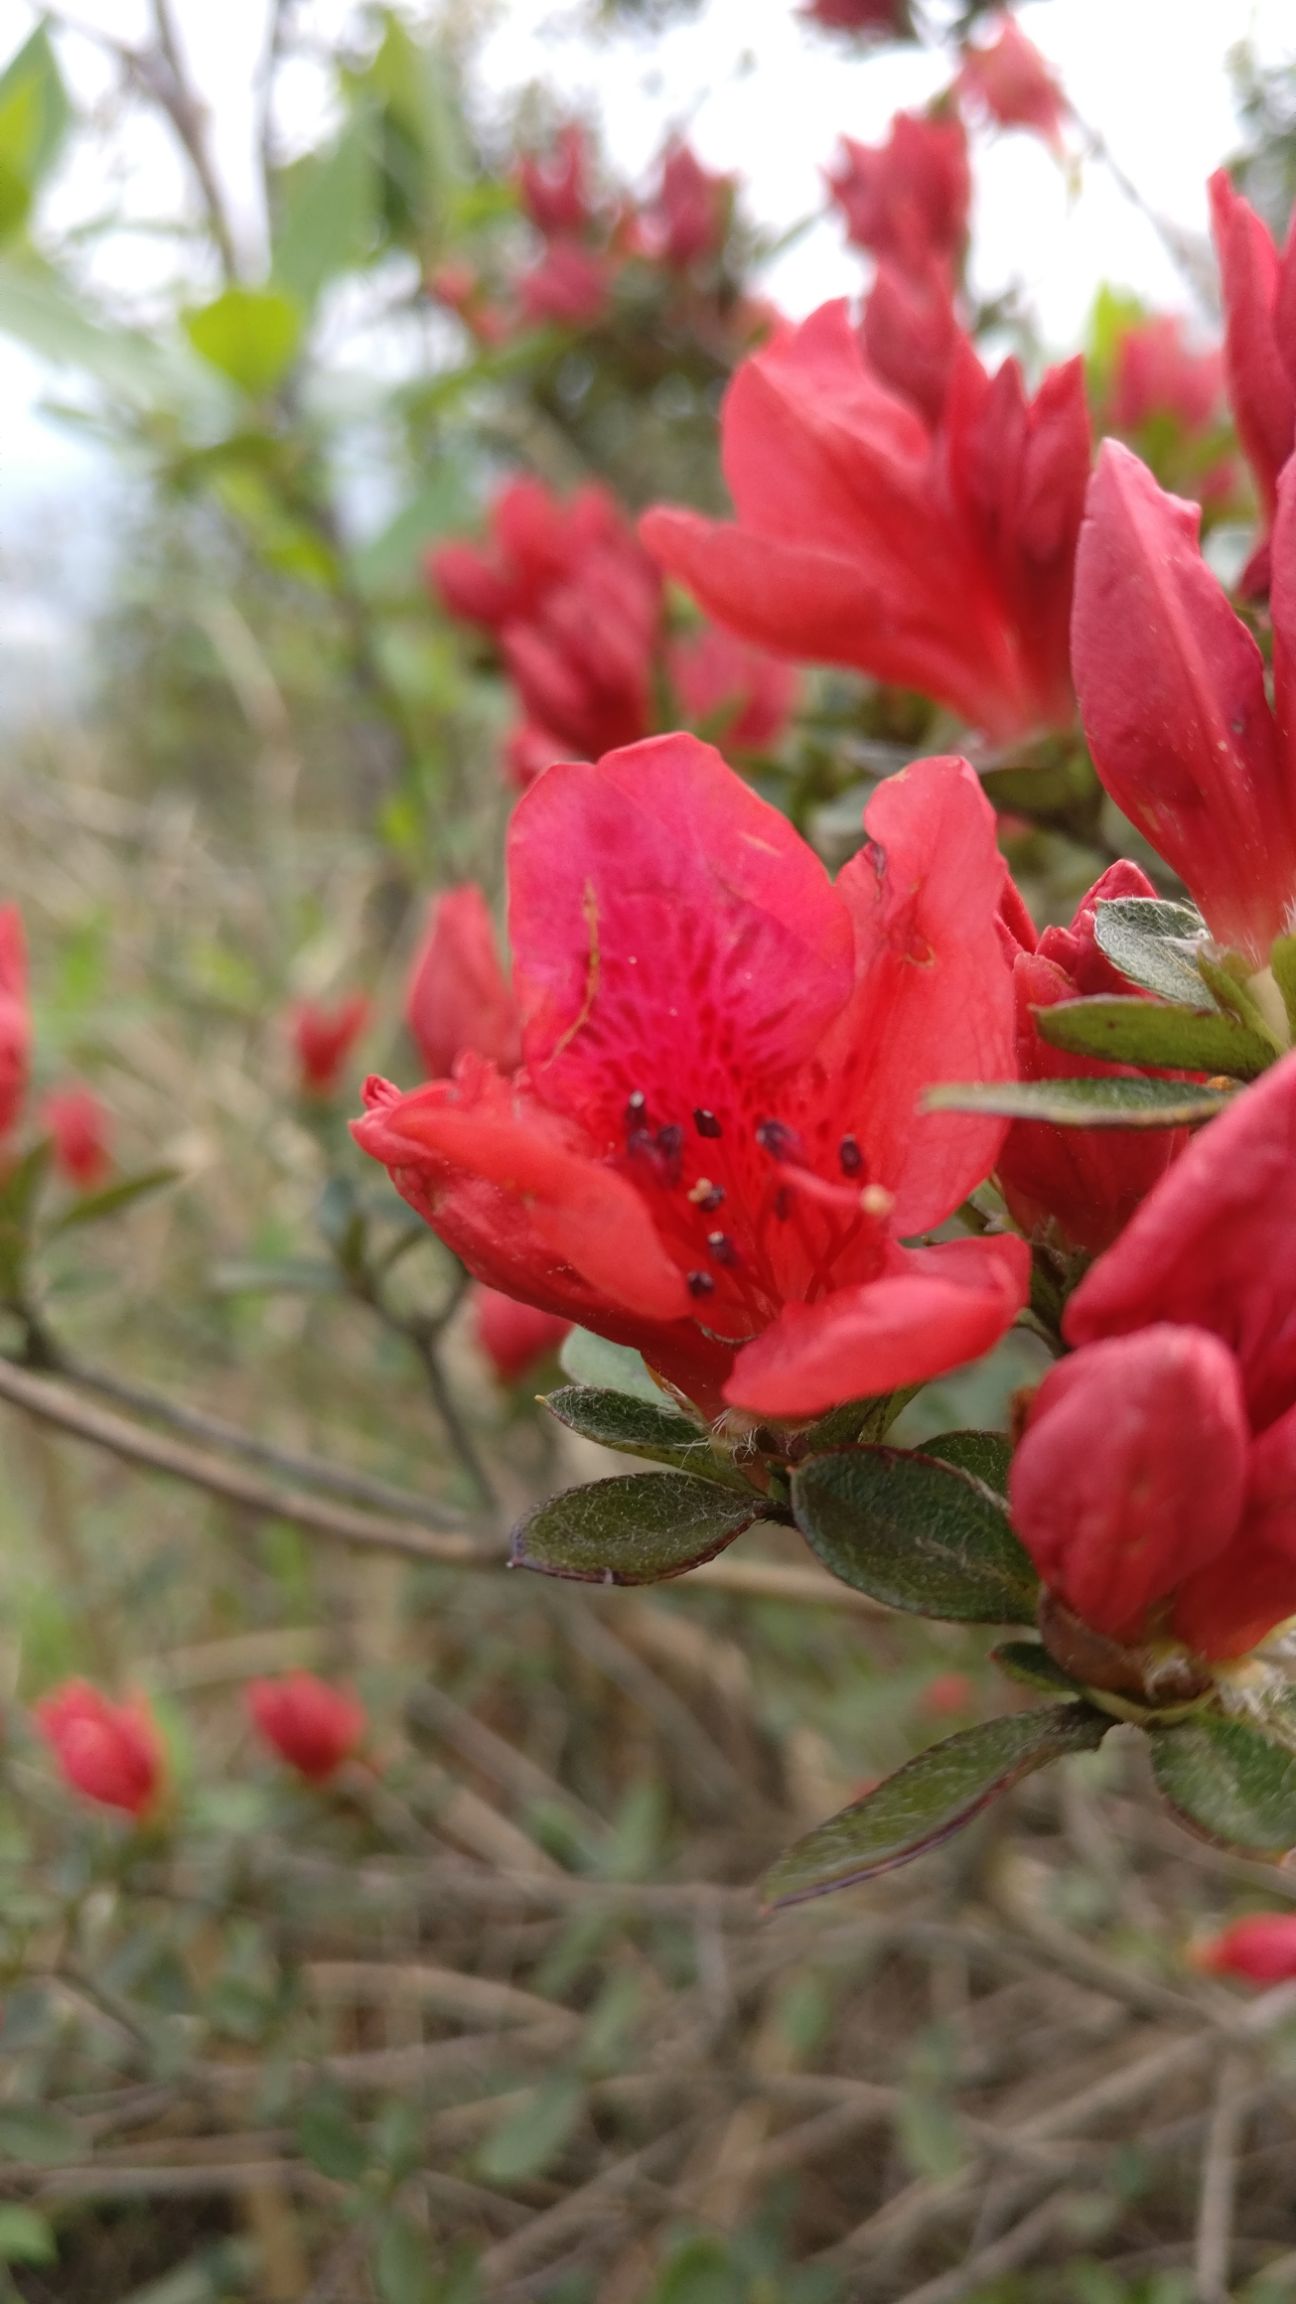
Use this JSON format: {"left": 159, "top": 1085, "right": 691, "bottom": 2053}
{"left": 41, "top": 1084, "right": 112, "bottom": 1193}
{"left": 289, "top": 994, "right": 370, "bottom": 1100}
{"left": 517, "top": 125, "right": 596, "bottom": 240}
{"left": 1209, "top": 170, "right": 1296, "bottom": 543}
{"left": 405, "top": 886, "right": 521, "bottom": 1081}
{"left": 36, "top": 1681, "right": 164, "bottom": 1818}
{"left": 826, "top": 111, "right": 970, "bottom": 278}
{"left": 246, "top": 1672, "right": 366, "bottom": 1783}
{"left": 472, "top": 1283, "right": 570, "bottom": 1383}
{"left": 1195, "top": 1913, "right": 1296, "bottom": 1985}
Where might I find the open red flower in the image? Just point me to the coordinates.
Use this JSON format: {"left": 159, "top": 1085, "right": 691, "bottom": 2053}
{"left": 997, "top": 861, "right": 1189, "bottom": 1253}
{"left": 1010, "top": 1051, "right": 1296, "bottom": 1662}
{"left": 42, "top": 1083, "right": 112, "bottom": 1193}
{"left": 289, "top": 994, "right": 370, "bottom": 1100}
{"left": 957, "top": 17, "right": 1067, "bottom": 151}
{"left": 354, "top": 735, "right": 1027, "bottom": 1420}
{"left": 1072, "top": 441, "right": 1296, "bottom": 967}
{"left": 247, "top": 1672, "right": 367, "bottom": 1783}
{"left": 406, "top": 886, "right": 521, "bottom": 1081}
{"left": 0, "top": 906, "right": 30, "bottom": 1147}
{"left": 36, "top": 1681, "right": 164, "bottom": 1818}
{"left": 641, "top": 301, "right": 1089, "bottom": 742}
{"left": 827, "top": 112, "right": 970, "bottom": 278}
{"left": 1209, "top": 171, "right": 1296, "bottom": 555}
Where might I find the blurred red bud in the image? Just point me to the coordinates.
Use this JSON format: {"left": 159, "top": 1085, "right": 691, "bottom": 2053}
{"left": 0, "top": 907, "right": 30, "bottom": 1147}
{"left": 247, "top": 1672, "right": 367, "bottom": 1783}
{"left": 290, "top": 995, "right": 370, "bottom": 1100}
{"left": 36, "top": 1681, "right": 164, "bottom": 1818}
{"left": 1194, "top": 1914, "right": 1296, "bottom": 1985}
{"left": 472, "top": 1282, "right": 570, "bottom": 1383}
{"left": 42, "top": 1083, "right": 112, "bottom": 1193}
{"left": 405, "top": 887, "right": 521, "bottom": 1081}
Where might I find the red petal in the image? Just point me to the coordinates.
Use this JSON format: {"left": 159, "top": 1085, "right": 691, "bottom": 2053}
{"left": 1072, "top": 440, "right": 1296, "bottom": 961}
{"left": 1210, "top": 169, "right": 1294, "bottom": 521}
{"left": 724, "top": 1232, "right": 1028, "bottom": 1418}
{"left": 1067, "top": 1052, "right": 1296, "bottom": 1430}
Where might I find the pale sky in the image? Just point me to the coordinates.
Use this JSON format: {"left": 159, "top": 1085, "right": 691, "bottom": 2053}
{"left": 1, "top": 0, "right": 1294, "bottom": 686}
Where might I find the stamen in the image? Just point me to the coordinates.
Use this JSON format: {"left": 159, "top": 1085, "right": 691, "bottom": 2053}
{"left": 707, "top": 1231, "right": 738, "bottom": 1265}
{"left": 694, "top": 1108, "right": 722, "bottom": 1138}
{"left": 688, "top": 1179, "right": 726, "bottom": 1211}
{"left": 756, "top": 1118, "right": 800, "bottom": 1161}
{"left": 687, "top": 1270, "right": 715, "bottom": 1298}
{"left": 656, "top": 1124, "right": 683, "bottom": 1159}
{"left": 861, "top": 1183, "right": 894, "bottom": 1219}
{"left": 838, "top": 1133, "right": 864, "bottom": 1177}
{"left": 625, "top": 1090, "right": 647, "bottom": 1128}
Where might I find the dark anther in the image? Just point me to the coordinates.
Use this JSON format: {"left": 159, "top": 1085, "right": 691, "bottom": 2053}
{"left": 773, "top": 1185, "right": 792, "bottom": 1222}
{"left": 656, "top": 1124, "right": 683, "bottom": 1159}
{"left": 838, "top": 1133, "right": 864, "bottom": 1177}
{"left": 756, "top": 1118, "right": 799, "bottom": 1161}
{"left": 707, "top": 1231, "right": 737, "bottom": 1265}
{"left": 699, "top": 1184, "right": 726, "bottom": 1212}
{"left": 626, "top": 1128, "right": 654, "bottom": 1162}
{"left": 693, "top": 1108, "right": 722, "bottom": 1138}
{"left": 687, "top": 1270, "right": 715, "bottom": 1298}
{"left": 625, "top": 1090, "right": 647, "bottom": 1129}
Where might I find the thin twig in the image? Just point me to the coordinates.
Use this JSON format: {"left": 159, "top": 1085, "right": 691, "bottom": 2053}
{"left": 1194, "top": 2053, "right": 1247, "bottom": 2304}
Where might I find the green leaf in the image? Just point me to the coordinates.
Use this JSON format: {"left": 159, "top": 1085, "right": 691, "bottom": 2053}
{"left": 373, "top": 2215, "right": 437, "bottom": 2304}
{"left": 1148, "top": 1714, "right": 1296, "bottom": 1857}
{"left": 990, "top": 1640, "right": 1085, "bottom": 1697}
{"left": 1035, "top": 995, "right": 1273, "bottom": 1079}
{"left": 294, "top": 2085, "right": 369, "bottom": 2184}
{"left": 0, "top": 2104, "right": 80, "bottom": 2166}
{"left": 926, "top": 1076, "right": 1233, "bottom": 1128}
{"left": 272, "top": 118, "right": 376, "bottom": 307}
{"left": 761, "top": 1707, "right": 1110, "bottom": 1907}
{"left": 1271, "top": 934, "right": 1296, "bottom": 1044}
{"left": 800, "top": 1389, "right": 915, "bottom": 1452}
{"left": 1195, "top": 946, "right": 1283, "bottom": 1048}
{"left": 0, "top": 2207, "right": 55, "bottom": 2266}
{"left": 542, "top": 1386, "right": 742, "bottom": 1483}
{"left": 924, "top": 1429, "right": 1012, "bottom": 1494}
{"left": 791, "top": 1446, "right": 1038, "bottom": 1624}
{"left": 474, "top": 2074, "right": 582, "bottom": 2185}
{"left": 183, "top": 287, "right": 304, "bottom": 398}
{"left": 44, "top": 1166, "right": 180, "bottom": 1237}
{"left": 0, "top": 1141, "right": 49, "bottom": 1294}
{"left": 0, "top": 255, "right": 176, "bottom": 403}
{"left": 1092, "top": 896, "right": 1209, "bottom": 1005}
{"left": 511, "top": 1473, "right": 762, "bottom": 1585}
{"left": 0, "top": 26, "right": 70, "bottom": 239}
{"left": 558, "top": 1326, "right": 662, "bottom": 1406}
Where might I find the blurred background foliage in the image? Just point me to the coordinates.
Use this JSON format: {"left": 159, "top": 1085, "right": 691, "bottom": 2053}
{"left": 1, "top": 2, "right": 1296, "bottom": 2298}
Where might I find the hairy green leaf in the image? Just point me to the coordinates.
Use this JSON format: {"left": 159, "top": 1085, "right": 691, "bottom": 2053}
{"left": 512, "top": 1473, "right": 762, "bottom": 1585}
{"left": 1092, "top": 895, "right": 1208, "bottom": 1004}
{"left": 927, "top": 1076, "right": 1232, "bottom": 1128}
{"left": 1149, "top": 1714, "right": 1296, "bottom": 1857}
{"left": 543, "top": 1386, "right": 744, "bottom": 1484}
{"left": 792, "top": 1446, "right": 1037, "bottom": 1623}
{"left": 1036, "top": 994, "right": 1273, "bottom": 1078}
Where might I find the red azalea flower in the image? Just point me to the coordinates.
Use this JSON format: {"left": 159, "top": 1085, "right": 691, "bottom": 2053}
{"left": 827, "top": 111, "right": 970, "bottom": 278}
{"left": 36, "top": 1681, "right": 164, "bottom": 1818}
{"left": 517, "top": 124, "right": 596, "bottom": 240}
{"left": 406, "top": 886, "right": 521, "bottom": 1081}
{"left": 354, "top": 735, "right": 1027, "bottom": 1422}
{"left": 639, "top": 141, "right": 733, "bottom": 271}
{"left": 472, "top": 1282, "right": 570, "bottom": 1382}
{"left": 432, "top": 479, "right": 661, "bottom": 764}
{"left": 1209, "top": 171, "right": 1296, "bottom": 552}
{"left": 1196, "top": 1914, "right": 1296, "bottom": 1985}
{"left": 0, "top": 906, "right": 30, "bottom": 1147}
{"left": 42, "top": 1083, "right": 112, "bottom": 1193}
{"left": 641, "top": 301, "right": 1089, "bottom": 743}
{"left": 1071, "top": 441, "right": 1296, "bottom": 967}
{"left": 802, "top": 0, "right": 909, "bottom": 32}
{"left": 862, "top": 257, "right": 961, "bottom": 429}
{"left": 290, "top": 994, "right": 370, "bottom": 1100}
{"left": 1010, "top": 1051, "right": 1296, "bottom": 1662}
{"left": 518, "top": 240, "right": 613, "bottom": 328}
{"left": 247, "top": 1672, "right": 367, "bottom": 1783}
{"left": 1109, "top": 314, "right": 1224, "bottom": 437}
{"left": 668, "top": 624, "right": 799, "bottom": 753}
{"left": 996, "top": 861, "right": 1189, "bottom": 1254}
{"left": 958, "top": 17, "right": 1067, "bottom": 150}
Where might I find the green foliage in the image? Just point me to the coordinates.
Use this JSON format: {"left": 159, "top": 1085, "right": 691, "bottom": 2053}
{"left": 0, "top": 25, "right": 70, "bottom": 239}
{"left": 1148, "top": 1714, "right": 1296, "bottom": 1855}
{"left": 1035, "top": 994, "right": 1275, "bottom": 1078}
{"left": 512, "top": 1471, "right": 763, "bottom": 1583}
{"left": 543, "top": 1384, "right": 744, "bottom": 1481}
{"left": 182, "top": 286, "right": 305, "bottom": 399}
{"left": 792, "top": 1445, "right": 1038, "bottom": 1623}
{"left": 762, "top": 1708, "right": 1112, "bottom": 1907}
{"left": 1091, "top": 895, "right": 1210, "bottom": 1005}
{"left": 927, "top": 1076, "right": 1235, "bottom": 1127}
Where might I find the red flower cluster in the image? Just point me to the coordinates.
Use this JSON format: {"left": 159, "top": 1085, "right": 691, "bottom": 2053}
{"left": 355, "top": 734, "right": 1027, "bottom": 1420}
{"left": 827, "top": 111, "right": 970, "bottom": 279}
{"left": 957, "top": 16, "right": 1067, "bottom": 150}
{"left": 1011, "top": 1055, "right": 1296, "bottom": 1663}
{"left": 431, "top": 476, "right": 798, "bottom": 784}
{"left": 642, "top": 301, "right": 1089, "bottom": 742}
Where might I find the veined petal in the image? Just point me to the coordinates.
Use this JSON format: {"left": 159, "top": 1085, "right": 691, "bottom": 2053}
{"left": 724, "top": 1231, "right": 1027, "bottom": 1418}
